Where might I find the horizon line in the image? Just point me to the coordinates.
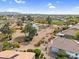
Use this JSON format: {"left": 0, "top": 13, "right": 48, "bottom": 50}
{"left": 0, "top": 11, "right": 79, "bottom": 15}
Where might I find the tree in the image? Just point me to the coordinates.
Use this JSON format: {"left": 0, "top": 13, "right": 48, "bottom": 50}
{"left": 27, "top": 15, "right": 34, "bottom": 21}
{"left": 2, "top": 41, "right": 20, "bottom": 51}
{"left": 28, "top": 27, "right": 37, "bottom": 39}
{"left": 75, "top": 31, "right": 79, "bottom": 40}
{"left": 0, "top": 23, "right": 14, "bottom": 40}
{"left": 0, "top": 23, "right": 11, "bottom": 34}
{"left": 24, "top": 23, "right": 32, "bottom": 33}
{"left": 46, "top": 16, "right": 52, "bottom": 24}
{"left": 24, "top": 22, "right": 37, "bottom": 41}
{"left": 21, "top": 16, "right": 26, "bottom": 23}
{"left": 16, "top": 20, "right": 23, "bottom": 26}
{"left": 0, "top": 16, "right": 7, "bottom": 20}
{"left": 16, "top": 20, "right": 23, "bottom": 30}
{"left": 66, "top": 16, "right": 78, "bottom": 25}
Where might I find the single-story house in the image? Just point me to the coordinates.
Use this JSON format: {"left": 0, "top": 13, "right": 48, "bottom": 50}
{"left": 62, "top": 24, "right": 79, "bottom": 38}
{"left": 71, "top": 24, "right": 79, "bottom": 30}
{"left": 51, "top": 36, "right": 79, "bottom": 52}
{"left": 50, "top": 36, "right": 79, "bottom": 59}
{"left": 0, "top": 50, "right": 35, "bottom": 59}
{"left": 62, "top": 28, "right": 79, "bottom": 38}
{"left": 51, "top": 48, "right": 79, "bottom": 59}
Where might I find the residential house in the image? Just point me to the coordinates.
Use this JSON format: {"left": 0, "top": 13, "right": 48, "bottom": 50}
{"left": 0, "top": 50, "right": 35, "bottom": 59}
{"left": 50, "top": 36, "right": 79, "bottom": 59}
{"left": 51, "top": 36, "right": 79, "bottom": 52}
{"left": 62, "top": 24, "right": 79, "bottom": 38}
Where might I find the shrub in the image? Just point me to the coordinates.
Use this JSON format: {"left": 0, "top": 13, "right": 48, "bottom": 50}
{"left": 2, "top": 41, "right": 20, "bottom": 51}
{"left": 75, "top": 31, "right": 79, "bottom": 40}
{"left": 12, "top": 42, "right": 20, "bottom": 48}
{"left": 40, "top": 53, "right": 44, "bottom": 58}
{"left": 56, "top": 56, "right": 68, "bottom": 59}
{"left": 2, "top": 41, "right": 12, "bottom": 50}
{"left": 27, "top": 49, "right": 34, "bottom": 52}
{"left": 10, "top": 28, "right": 16, "bottom": 33}
{"left": 41, "top": 40, "right": 44, "bottom": 43}
{"left": 45, "top": 41, "right": 48, "bottom": 44}
{"left": 43, "top": 57, "right": 46, "bottom": 59}
{"left": 23, "top": 50, "right": 26, "bottom": 52}
{"left": 57, "top": 49, "right": 67, "bottom": 57}
{"left": 62, "top": 25, "right": 69, "bottom": 30}
{"left": 34, "top": 49, "right": 41, "bottom": 57}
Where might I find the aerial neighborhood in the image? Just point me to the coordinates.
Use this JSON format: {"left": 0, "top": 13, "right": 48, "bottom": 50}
{"left": 0, "top": 14, "right": 79, "bottom": 59}
{"left": 0, "top": 0, "right": 79, "bottom": 59}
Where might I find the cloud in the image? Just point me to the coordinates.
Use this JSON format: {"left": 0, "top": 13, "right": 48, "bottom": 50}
{"left": 7, "top": 8, "right": 15, "bottom": 12}
{"left": 48, "top": 3, "right": 52, "bottom": 6}
{"left": 48, "top": 3, "right": 56, "bottom": 8}
{"left": 6, "top": 8, "right": 27, "bottom": 14}
{"left": 6, "top": 8, "right": 21, "bottom": 12}
{"left": 14, "top": 0, "right": 26, "bottom": 4}
{"left": 75, "top": 6, "right": 79, "bottom": 8}
{"left": 49, "top": 5, "right": 56, "bottom": 8}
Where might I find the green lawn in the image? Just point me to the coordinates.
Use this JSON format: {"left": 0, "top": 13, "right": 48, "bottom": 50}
{"left": 51, "top": 21, "right": 64, "bottom": 25}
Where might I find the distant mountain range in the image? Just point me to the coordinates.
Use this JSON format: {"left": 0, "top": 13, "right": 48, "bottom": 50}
{"left": 0, "top": 12, "right": 22, "bottom": 15}
{"left": 0, "top": 12, "right": 79, "bottom": 16}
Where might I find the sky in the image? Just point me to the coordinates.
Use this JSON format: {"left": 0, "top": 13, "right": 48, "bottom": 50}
{"left": 0, "top": 0, "right": 79, "bottom": 14}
